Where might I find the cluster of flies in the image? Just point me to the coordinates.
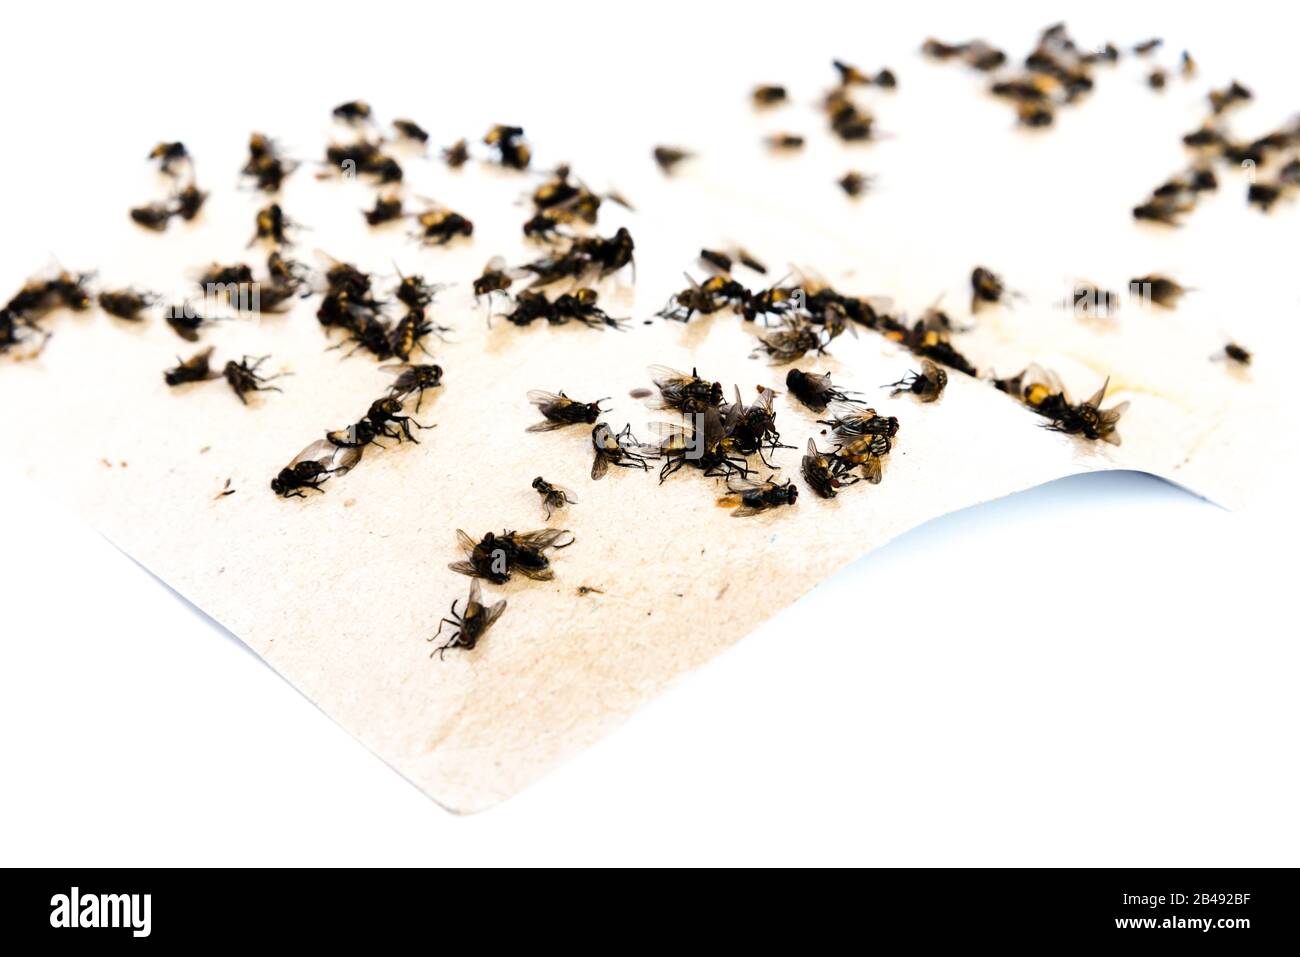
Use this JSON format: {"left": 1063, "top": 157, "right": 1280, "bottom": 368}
{"left": 129, "top": 142, "right": 208, "bottom": 232}
{"left": 924, "top": 23, "right": 1161, "bottom": 128}
{"left": 468, "top": 162, "right": 639, "bottom": 330}
{"left": 659, "top": 253, "right": 982, "bottom": 377}
{"left": 13, "top": 34, "right": 1282, "bottom": 657}
{"left": 425, "top": 351, "right": 927, "bottom": 657}
{"left": 492, "top": 230, "right": 636, "bottom": 329}
{"left": 917, "top": 22, "right": 1297, "bottom": 214}
{"left": 1136, "top": 80, "right": 1300, "bottom": 223}
{"left": 272, "top": 256, "right": 448, "bottom": 498}
{"left": 526, "top": 363, "right": 909, "bottom": 508}
{"left": 270, "top": 363, "right": 441, "bottom": 498}
{"left": 0, "top": 261, "right": 299, "bottom": 404}
{"left": 316, "top": 254, "right": 449, "bottom": 362}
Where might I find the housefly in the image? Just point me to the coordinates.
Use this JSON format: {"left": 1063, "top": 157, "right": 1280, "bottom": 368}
{"left": 164, "top": 346, "right": 218, "bottom": 386}
{"left": 223, "top": 355, "right": 287, "bottom": 404}
{"left": 817, "top": 401, "right": 900, "bottom": 440}
{"left": 716, "top": 475, "right": 798, "bottom": 516}
{"left": 392, "top": 118, "right": 429, "bottom": 143}
{"left": 429, "top": 579, "right": 507, "bottom": 659}
{"left": 532, "top": 476, "right": 577, "bottom": 518}
{"left": 886, "top": 359, "right": 947, "bottom": 402}
{"left": 527, "top": 390, "right": 608, "bottom": 432}
{"left": 591, "top": 423, "right": 655, "bottom": 479}
{"left": 99, "top": 288, "right": 156, "bottom": 321}
{"left": 271, "top": 439, "right": 361, "bottom": 497}
{"left": 801, "top": 438, "right": 857, "bottom": 498}
{"left": 653, "top": 146, "right": 693, "bottom": 174}
{"left": 384, "top": 363, "right": 443, "bottom": 410}
{"left": 785, "top": 368, "right": 859, "bottom": 412}
{"left": 647, "top": 365, "right": 724, "bottom": 412}
{"left": 164, "top": 303, "right": 223, "bottom": 342}
{"left": 449, "top": 528, "right": 574, "bottom": 584}
{"left": 1130, "top": 274, "right": 1187, "bottom": 308}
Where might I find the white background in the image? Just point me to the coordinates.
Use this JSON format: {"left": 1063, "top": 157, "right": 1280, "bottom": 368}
{"left": 2, "top": 1, "right": 1298, "bottom": 865}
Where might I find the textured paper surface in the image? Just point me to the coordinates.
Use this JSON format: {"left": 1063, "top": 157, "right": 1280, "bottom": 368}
{"left": 3, "top": 50, "right": 1297, "bottom": 811}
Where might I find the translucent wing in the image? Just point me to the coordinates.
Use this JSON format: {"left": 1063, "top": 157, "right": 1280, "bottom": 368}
{"left": 1020, "top": 363, "right": 1068, "bottom": 401}
{"left": 1081, "top": 378, "right": 1110, "bottom": 409}
{"left": 647, "top": 364, "right": 690, "bottom": 388}
{"left": 822, "top": 405, "right": 890, "bottom": 438}
{"left": 526, "top": 389, "right": 567, "bottom": 407}
{"left": 328, "top": 445, "right": 363, "bottom": 475}
{"left": 1100, "top": 401, "right": 1130, "bottom": 446}
{"left": 725, "top": 475, "right": 776, "bottom": 493}
{"left": 464, "top": 577, "right": 484, "bottom": 612}
{"left": 480, "top": 598, "right": 508, "bottom": 631}
{"left": 514, "top": 528, "right": 574, "bottom": 549}
{"left": 701, "top": 405, "right": 725, "bottom": 450}
{"left": 723, "top": 387, "right": 744, "bottom": 431}
{"left": 289, "top": 439, "right": 336, "bottom": 468}
{"left": 525, "top": 420, "right": 568, "bottom": 433}
{"left": 752, "top": 386, "right": 776, "bottom": 414}
{"left": 648, "top": 421, "right": 693, "bottom": 442}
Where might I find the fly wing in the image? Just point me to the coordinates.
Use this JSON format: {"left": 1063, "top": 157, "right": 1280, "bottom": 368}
{"left": 464, "top": 578, "right": 484, "bottom": 613}
{"left": 724, "top": 475, "right": 772, "bottom": 493}
{"left": 824, "top": 399, "right": 878, "bottom": 423}
{"left": 1082, "top": 378, "right": 1111, "bottom": 409}
{"left": 724, "top": 388, "right": 744, "bottom": 433}
{"left": 480, "top": 598, "right": 508, "bottom": 632}
{"left": 1100, "top": 401, "right": 1130, "bottom": 446}
{"left": 526, "top": 389, "right": 567, "bottom": 408}
{"left": 514, "top": 528, "right": 574, "bottom": 549}
{"left": 515, "top": 564, "right": 555, "bottom": 582}
{"left": 701, "top": 405, "right": 725, "bottom": 451}
{"left": 647, "top": 364, "right": 689, "bottom": 388}
{"left": 648, "top": 421, "right": 692, "bottom": 444}
{"left": 1021, "top": 363, "right": 1068, "bottom": 401}
{"left": 455, "top": 529, "right": 478, "bottom": 556}
{"left": 328, "top": 444, "right": 363, "bottom": 474}
{"left": 289, "top": 438, "right": 337, "bottom": 468}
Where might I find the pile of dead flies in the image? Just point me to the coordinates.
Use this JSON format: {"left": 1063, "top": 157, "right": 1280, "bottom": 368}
{"left": 916, "top": 22, "right": 1300, "bottom": 217}
{"left": 1137, "top": 78, "right": 1300, "bottom": 222}
{"left": 5, "top": 22, "right": 1283, "bottom": 657}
